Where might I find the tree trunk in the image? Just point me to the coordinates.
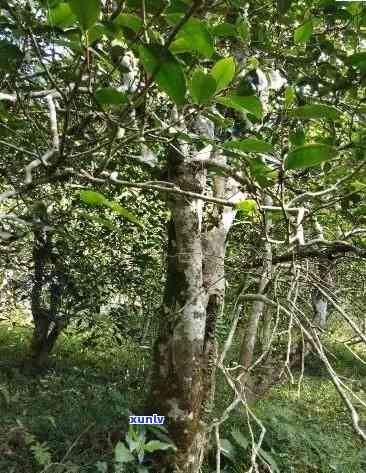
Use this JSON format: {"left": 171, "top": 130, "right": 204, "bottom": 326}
{"left": 30, "top": 316, "right": 61, "bottom": 368}
{"left": 239, "top": 195, "right": 272, "bottom": 396}
{"left": 29, "top": 229, "right": 63, "bottom": 369}
{"left": 148, "top": 144, "right": 241, "bottom": 471}
{"left": 312, "top": 258, "right": 336, "bottom": 330}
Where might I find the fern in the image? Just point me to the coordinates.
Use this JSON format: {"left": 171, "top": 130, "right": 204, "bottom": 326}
{"left": 24, "top": 432, "right": 52, "bottom": 467}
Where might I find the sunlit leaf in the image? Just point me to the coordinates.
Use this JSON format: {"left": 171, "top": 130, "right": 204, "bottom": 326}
{"left": 79, "top": 190, "right": 108, "bottom": 206}
{"left": 235, "top": 199, "right": 258, "bottom": 215}
{"left": 88, "top": 24, "right": 107, "bottom": 43}
{"left": 189, "top": 69, "right": 216, "bottom": 104}
{"left": 169, "top": 17, "right": 214, "bottom": 58}
{"left": 79, "top": 191, "right": 142, "bottom": 226}
{"left": 211, "top": 57, "right": 236, "bottom": 92}
{"left": 216, "top": 95, "right": 263, "bottom": 119}
{"left": 220, "top": 438, "right": 237, "bottom": 462}
{"left": 285, "top": 144, "right": 338, "bottom": 170}
{"left": 144, "top": 440, "right": 176, "bottom": 453}
{"left": 69, "top": 0, "right": 101, "bottom": 31}
{"left": 259, "top": 448, "right": 280, "bottom": 473}
{"left": 106, "top": 201, "right": 142, "bottom": 226}
{"left": 237, "top": 20, "right": 250, "bottom": 42}
{"left": 115, "top": 441, "right": 134, "bottom": 463}
{"left": 139, "top": 45, "right": 186, "bottom": 105}
{"left": 294, "top": 20, "right": 313, "bottom": 44}
{"left": 80, "top": 212, "right": 116, "bottom": 230}
{"left": 48, "top": 2, "right": 76, "bottom": 29}
{"left": 284, "top": 86, "right": 295, "bottom": 108}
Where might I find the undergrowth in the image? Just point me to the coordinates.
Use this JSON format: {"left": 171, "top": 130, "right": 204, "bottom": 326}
{"left": 0, "top": 323, "right": 365, "bottom": 472}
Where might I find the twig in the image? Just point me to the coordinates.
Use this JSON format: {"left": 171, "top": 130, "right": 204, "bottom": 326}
{"left": 25, "top": 94, "right": 60, "bottom": 184}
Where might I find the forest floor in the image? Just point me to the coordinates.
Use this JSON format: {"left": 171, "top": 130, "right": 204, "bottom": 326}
{"left": 0, "top": 323, "right": 365, "bottom": 473}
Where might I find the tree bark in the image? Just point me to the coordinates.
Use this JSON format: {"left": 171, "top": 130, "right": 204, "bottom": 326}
{"left": 239, "top": 195, "right": 272, "bottom": 396}
{"left": 148, "top": 145, "right": 241, "bottom": 471}
{"left": 29, "top": 230, "right": 63, "bottom": 368}
{"left": 311, "top": 258, "right": 336, "bottom": 330}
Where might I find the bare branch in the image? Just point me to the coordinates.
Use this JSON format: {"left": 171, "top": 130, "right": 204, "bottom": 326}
{"left": 25, "top": 94, "right": 60, "bottom": 184}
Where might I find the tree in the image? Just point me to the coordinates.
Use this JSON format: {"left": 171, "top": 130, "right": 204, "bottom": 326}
{"left": 1, "top": 0, "right": 366, "bottom": 470}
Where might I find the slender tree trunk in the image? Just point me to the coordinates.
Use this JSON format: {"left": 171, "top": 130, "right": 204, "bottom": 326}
{"left": 239, "top": 195, "right": 272, "bottom": 394}
{"left": 312, "top": 258, "right": 336, "bottom": 330}
{"left": 260, "top": 304, "right": 272, "bottom": 350}
{"left": 29, "top": 230, "right": 63, "bottom": 368}
{"left": 148, "top": 145, "right": 241, "bottom": 471}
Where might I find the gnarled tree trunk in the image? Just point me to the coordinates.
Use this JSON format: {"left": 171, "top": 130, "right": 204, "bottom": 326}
{"left": 148, "top": 143, "right": 241, "bottom": 471}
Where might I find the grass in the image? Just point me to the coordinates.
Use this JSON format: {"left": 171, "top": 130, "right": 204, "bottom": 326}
{"left": 0, "top": 322, "right": 365, "bottom": 472}
{"left": 0, "top": 323, "right": 149, "bottom": 472}
{"left": 211, "top": 335, "right": 366, "bottom": 473}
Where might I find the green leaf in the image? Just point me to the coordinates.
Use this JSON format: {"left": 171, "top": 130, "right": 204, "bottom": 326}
{"left": 167, "top": 37, "right": 190, "bottom": 55}
{"left": 114, "top": 13, "right": 142, "bottom": 32}
{"left": 213, "top": 22, "right": 237, "bottom": 37}
{"left": 211, "top": 57, "right": 236, "bottom": 92}
{"left": 284, "top": 86, "right": 295, "bottom": 108}
{"left": 236, "top": 20, "right": 250, "bottom": 42}
{"left": 106, "top": 201, "right": 142, "bottom": 226}
{"left": 235, "top": 199, "right": 257, "bottom": 216}
{"left": 68, "top": 0, "right": 101, "bottom": 31}
{"left": 284, "top": 144, "right": 338, "bottom": 170}
{"left": 139, "top": 45, "right": 186, "bottom": 105}
{"left": 249, "top": 158, "right": 278, "bottom": 187}
{"left": 95, "top": 88, "right": 127, "bottom": 107}
{"left": 79, "top": 190, "right": 108, "bottom": 206}
{"left": 259, "top": 449, "right": 280, "bottom": 473}
{"left": 216, "top": 95, "right": 263, "bottom": 119}
{"left": 170, "top": 17, "right": 214, "bottom": 58}
{"left": 290, "top": 104, "right": 340, "bottom": 120}
{"left": 223, "top": 138, "right": 273, "bottom": 154}
{"left": 220, "top": 438, "right": 237, "bottom": 462}
{"left": 88, "top": 24, "right": 107, "bottom": 43}
{"left": 231, "top": 428, "right": 249, "bottom": 449}
{"left": 79, "top": 191, "right": 142, "bottom": 226}
{"left": 189, "top": 69, "right": 216, "bottom": 104}
{"left": 348, "top": 52, "right": 366, "bottom": 66}
{"left": 95, "top": 461, "right": 108, "bottom": 473}
{"left": 48, "top": 3, "right": 76, "bottom": 28}
{"left": 289, "top": 128, "right": 305, "bottom": 147}
{"left": 115, "top": 441, "right": 134, "bottom": 463}
{"left": 0, "top": 40, "right": 23, "bottom": 71}
{"left": 144, "top": 440, "right": 176, "bottom": 453}
{"left": 80, "top": 212, "right": 116, "bottom": 230}
{"left": 294, "top": 20, "right": 313, "bottom": 44}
